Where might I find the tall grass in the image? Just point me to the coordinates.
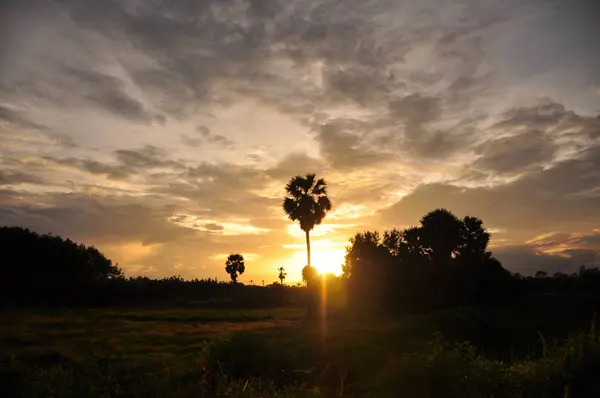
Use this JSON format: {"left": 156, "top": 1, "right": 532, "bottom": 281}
{"left": 5, "top": 327, "right": 600, "bottom": 397}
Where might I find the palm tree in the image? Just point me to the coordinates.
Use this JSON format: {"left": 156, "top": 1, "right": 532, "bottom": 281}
{"left": 278, "top": 267, "right": 287, "bottom": 285}
{"left": 225, "top": 254, "right": 245, "bottom": 283}
{"left": 283, "top": 173, "right": 332, "bottom": 268}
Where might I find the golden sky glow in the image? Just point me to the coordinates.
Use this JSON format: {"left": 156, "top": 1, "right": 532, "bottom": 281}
{"left": 1, "top": 0, "right": 600, "bottom": 282}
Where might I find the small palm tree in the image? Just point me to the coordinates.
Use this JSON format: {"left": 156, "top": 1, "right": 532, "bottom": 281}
{"left": 278, "top": 267, "right": 287, "bottom": 285}
{"left": 225, "top": 254, "right": 245, "bottom": 283}
{"left": 283, "top": 173, "right": 332, "bottom": 268}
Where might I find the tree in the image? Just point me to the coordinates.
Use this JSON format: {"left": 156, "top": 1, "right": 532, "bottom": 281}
{"left": 225, "top": 254, "right": 245, "bottom": 283}
{"left": 283, "top": 173, "right": 332, "bottom": 268}
{"left": 535, "top": 270, "right": 548, "bottom": 278}
{"left": 420, "top": 209, "right": 463, "bottom": 267}
{"left": 458, "top": 216, "right": 490, "bottom": 260}
{"left": 302, "top": 265, "right": 318, "bottom": 286}
{"left": 343, "top": 231, "right": 394, "bottom": 307}
{"left": 0, "top": 226, "right": 124, "bottom": 305}
{"left": 278, "top": 267, "right": 287, "bottom": 285}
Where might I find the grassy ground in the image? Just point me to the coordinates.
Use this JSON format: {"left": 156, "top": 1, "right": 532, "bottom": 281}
{"left": 2, "top": 305, "right": 600, "bottom": 397}
{"left": 0, "top": 307, "right": 304, "bottom": 365}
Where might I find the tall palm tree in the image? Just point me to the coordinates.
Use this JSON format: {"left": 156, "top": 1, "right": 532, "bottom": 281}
{"left": 283, "top": 173, "right": 332, "bottom": 268}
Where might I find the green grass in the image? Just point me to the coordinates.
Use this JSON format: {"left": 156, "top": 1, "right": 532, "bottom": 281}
{"left": 2, "top": 305, "right": 600, "bottom": 397}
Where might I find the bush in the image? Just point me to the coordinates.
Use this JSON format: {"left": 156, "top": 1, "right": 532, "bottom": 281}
{"left": 201, "top": 331, "right": 301, "bottom": 385}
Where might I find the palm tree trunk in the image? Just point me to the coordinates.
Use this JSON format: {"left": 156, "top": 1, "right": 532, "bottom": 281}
{"left": 305, "top": 230, "right": 311, "bottom": 267}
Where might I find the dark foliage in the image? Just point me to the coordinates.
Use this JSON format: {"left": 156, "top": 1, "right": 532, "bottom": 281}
{"left": 225, "top": 254, "right": 245, "bottom": 283}
{"left": 0, "top": 226, "right": 123, "bottom": 305}
{"left": 283, "top": 173, "right": 332, "bottom": 268}
{"left": 343, "top": 209, "right": 513, "bottom": 312}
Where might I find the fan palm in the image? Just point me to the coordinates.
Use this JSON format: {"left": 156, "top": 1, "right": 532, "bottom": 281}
{"left": 283, "top": 173, "right": 332, "bottom": 268}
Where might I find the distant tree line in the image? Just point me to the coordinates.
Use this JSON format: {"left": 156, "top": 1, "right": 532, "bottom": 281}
{"left": 0, "top": 227, "right": 306, "bottom": 307}
{"left": 3, "top": 217, "right": 600, "bottom": 311}
{"left": 1, "top": 226, "right": 123, "bottom": 305}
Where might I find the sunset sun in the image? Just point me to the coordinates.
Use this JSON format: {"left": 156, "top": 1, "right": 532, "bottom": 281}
{"left": 288, "top": 246, "right": 345, "bottom": 276}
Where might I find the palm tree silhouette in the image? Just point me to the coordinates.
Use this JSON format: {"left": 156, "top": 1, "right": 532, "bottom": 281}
{"left": 278, "top": 267, "right": 287, "bottom": 285}
{"left": 283, "top": 173, "right": 332, "bottom": 268}
{"left": 225, "top": 254, "right": 245, "bottom": 283}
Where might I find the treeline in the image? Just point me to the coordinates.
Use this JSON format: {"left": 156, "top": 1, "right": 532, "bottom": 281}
{"left": 341, "top": 209, "right": 513, "bottom": 312}
{"left": 341, "top": 208, "right": 600, "bottom": 313}
{"left": 3, "top": 215, "right": 600, "bottom": 311}
{"left": 0, "top": 226, "right": 307, "bottom": 307}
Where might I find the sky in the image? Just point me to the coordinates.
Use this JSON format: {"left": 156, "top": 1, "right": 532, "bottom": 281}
{"left": 1, "top": 0, "right": 600, "bottom": 283}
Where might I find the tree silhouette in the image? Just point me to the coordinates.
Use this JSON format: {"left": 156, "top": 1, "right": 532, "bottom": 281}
{"left": 278, "top": 267, "right": 287, "bottom": 285}
{"left": 225, "top": 254, "right": 245, "bottom": 283}
{"left": 0, "top": 226, "right": 124, "bottom": 305}
{"left": 458, "top": 216, "right": 490, "bottom": 259}
{"left": 341, "top": 209, "right": 514, "bottom": 310}
{"left": 302, "top": 265, "right": 318, "bottom": 286}
{"left": 535, "top": 270, "right": 548, "bottom": 278}
{"left": 420, "top": 208, "right": 463, "bottom": 267}
{"left": 283, "top": 173, "right": 332, "bottom": 268}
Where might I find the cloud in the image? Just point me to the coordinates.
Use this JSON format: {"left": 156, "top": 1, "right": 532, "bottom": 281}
{"left": 45, "top": 157, "right": 130, "bottom": 179}
{"left": 380, "top": 144, "right": 600, "bottom": 241}
{"left": 1, "top": 0, "right": 600, "bottom": 280}
{"left": 0, "top": 170, "right": 43, "bottom": 186}
{"left": 180, "top": 125, "right": 234, "bottom": 148}
{"left": 169, "top": 214, "right": 269, "bottom": 236}
{"left": 0, "top": 191, "right": 192, "bottom": 245}
{"left": 315, "top": 118, "right": 393, "bottom": 169}
{"left": 493, "top": 245, "right": 599, "bottom": 276}
{"left": 265, "top": 152, "right": 326, "bottom": 182}
{"left": 60, "top": 66, "right": 164, "bottom": 124}
{"left": 473, "top": 130, "right": 557, "bottom": 174}
{"left": 0, "top": 105, "right": 46, "bottom": 130}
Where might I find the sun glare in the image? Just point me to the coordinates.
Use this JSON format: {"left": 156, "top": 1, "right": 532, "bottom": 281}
{"left": 289, "top": 247, "right": 345, "bottom": 276}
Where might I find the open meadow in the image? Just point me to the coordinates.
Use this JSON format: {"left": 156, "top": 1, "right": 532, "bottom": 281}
{"left": 3, "top": 300, "right": 600, "bottom": 398}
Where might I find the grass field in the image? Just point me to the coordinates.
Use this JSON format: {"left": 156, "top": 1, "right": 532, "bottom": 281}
{"left": 2, "top": 304, "right": 600, "bottom": 397}
{"left": 0, "top": 307, "right": 304, "bottom": 365}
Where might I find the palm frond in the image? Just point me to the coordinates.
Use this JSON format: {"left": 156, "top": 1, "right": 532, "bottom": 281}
{"left": 283, "top": 197, "right": 298, "bottom": 220}
{"left": 282, "top": 173, "right": 331, "bottom": 232}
